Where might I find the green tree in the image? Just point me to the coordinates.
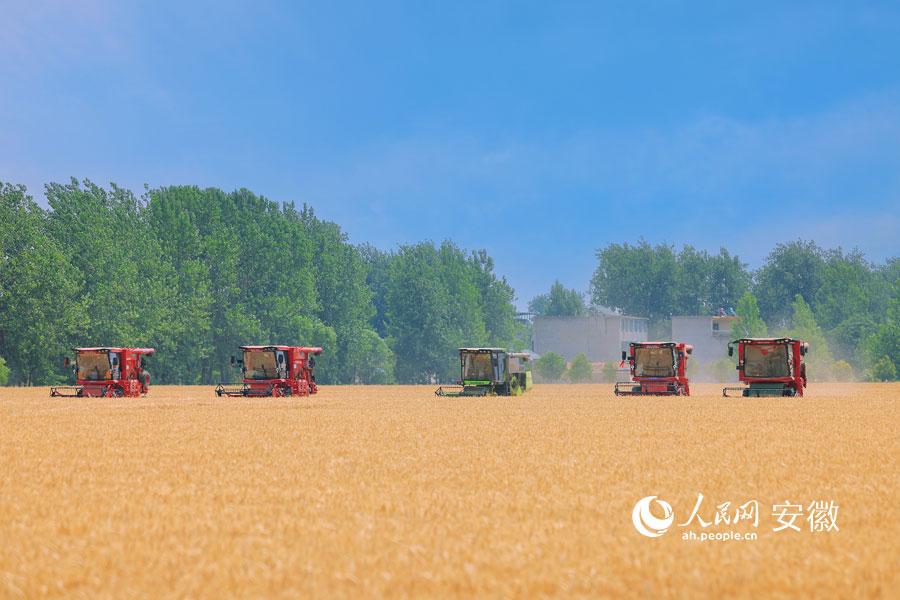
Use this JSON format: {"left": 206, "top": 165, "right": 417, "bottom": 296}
{"left": 359, "top": 244, "right": 393, "bottom": 338}
{"left": 591, "top": 240, "right": 750, "bottom": 337}
{"left": 829, "top": 314, "right": 878, "bottom": 373}
{"left": 382, "top": 240, "right": 515, "bottom": 383}
{"left": 534, "top": 351, "right": 567, "bottom": 382}
{"left": 673, "top": 246, "right": 749, "bottom": 316}
{"left": 754, "top": 240, "right": 825, "bottom": 327}
{"left": 601, "top": 361, "right": 618, "bottom": 383}
{"left": 566, "top": 353, "right": 593, "bottom": 382}
{"left": 543, "top": 281, "right": 587, "bottom": 317}
{"left": 730, "top": 292, "right": 768, "bottom": 339}
{"left": 784, "top": 295, "right": 834, "bottom": 381}
{"left": 703, "top": 248, "right": 751, "bottom": 313}
{"left": 298, "top": 206, "right": 375, "bottom": 384}
{"left": 0, "top": 183, "right": 83, "bottom": 385}
{"left": 673, "top": 246, "right": 709, "bottom": 316}
{"left": 0, "top": 356, "right": 10, "bottom": 386}
{"left": 45, "top": 180, "right": 186, "bottom": 373}
{"left": 147, "top": 185, "right": 241, "bottom": 384}
{"left": 467, "top": 249, "right": 517, "bottom": 344}
{"left": 872, "top": 356, "right": 897, "bottom": 382}
{"left": 351, "top": 329, "right": 395, "bottom": 384}
{"left": 879, "top": 258, "right": 900, "bottom": 291}
{"left": 865, "top": 281, "right": 900, "bottom": 375}
{"left": 831, "top": 360, "right": 853, "bottom": 382}
{"left": 144, "top": 186, "right": 367, "bottom": 385}
{"left": 815, "top": 250, "right": 874, "bottom": 330}
{"left": 385, "top": 242, "right": 482, "bottom": 383}
{"left": 590, "top": 240, "right": 677, "bottom": 329}
{"left": 528, "top": 293, "right": 550, "bottom": 315}
{"left": 815, "top": 249, "right": 889, "bottom": 368}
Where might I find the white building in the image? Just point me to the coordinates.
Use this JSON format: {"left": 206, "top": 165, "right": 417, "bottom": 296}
{"left": 533, "top": 315, "right": 649, "bottom": 362}
{"left": 670, "top": 316, "right": 741, "bottom": 366}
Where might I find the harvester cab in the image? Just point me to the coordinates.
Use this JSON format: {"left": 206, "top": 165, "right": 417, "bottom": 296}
{"left": 51, "top": 347, "right": 155, "bottom": 397}
{"left": 215, "top": 345, "right": 323, "bottom": 397}
{"left": 615, "top": 342, "right": 693, "bottom": 396}
{"left": 435, "top": 348, "right": 533, "bottom": 397}
{"left": 723, "top": 338, "right": 808, "bottom": 397}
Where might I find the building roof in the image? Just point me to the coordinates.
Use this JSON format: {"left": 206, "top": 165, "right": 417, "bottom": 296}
{"left": 589, "top": 304, "right": 618, "bottom": 316}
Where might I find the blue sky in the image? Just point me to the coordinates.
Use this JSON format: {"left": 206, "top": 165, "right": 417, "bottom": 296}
{"left": 2, "top": 1, "right": 899, "bottom": 309}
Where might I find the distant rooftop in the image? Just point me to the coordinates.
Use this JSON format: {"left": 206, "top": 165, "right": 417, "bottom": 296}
{"left": 589, "top": 304, "right": 618, "bottom": 316}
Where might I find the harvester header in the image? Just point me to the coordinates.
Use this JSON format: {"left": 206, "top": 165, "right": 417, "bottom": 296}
{"left": 723, "top": 337, "right": 809, "bottom": 397}
{"left": 51, "top": 347, "right": 155, "bottom": 398}
{"left": 615, "top": 341, "right": 693, "bottom": 396}
{"left": 216, "top": 345, "right": 323, "bottom": 397}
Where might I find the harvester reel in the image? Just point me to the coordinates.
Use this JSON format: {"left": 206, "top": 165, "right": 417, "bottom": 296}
{"left": 215, "top": 383, "right": 278, "bottom": 397}
{"left": 613, "top": 382, "right": 641, "bottom": 396}
{"left": 435, "top": 385, "right": 490, "bottom": 397}
{"left": 435, "top": 385, "right": 465, "bottom": 397}
{"left": 50, "top": 386, "right": 85, "bottom": 398}
{"left": 723, "top": 386, "right": 799, "bottom": 398}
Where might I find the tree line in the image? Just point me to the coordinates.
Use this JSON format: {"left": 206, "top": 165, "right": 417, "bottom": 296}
{"left": 0, "top": 180, "right": 519, "bottom": 386}
{"left": 3, "top": 179, "right": 898, "bottom": 385}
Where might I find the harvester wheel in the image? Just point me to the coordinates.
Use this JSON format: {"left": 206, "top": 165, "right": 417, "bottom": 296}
{"left": 509, "top": 377, "right": 521, "bottom": 396}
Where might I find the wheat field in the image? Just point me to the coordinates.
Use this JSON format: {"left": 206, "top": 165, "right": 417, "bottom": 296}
{"left": 1, "top": 383, "right": 899, "bottom": 598}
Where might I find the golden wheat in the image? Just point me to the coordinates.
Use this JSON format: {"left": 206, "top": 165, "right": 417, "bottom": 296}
{"left": 1, "top": 383, "right": 898, "bottom": 598}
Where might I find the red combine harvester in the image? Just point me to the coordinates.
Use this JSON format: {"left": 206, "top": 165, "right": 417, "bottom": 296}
{"left": 615, "top": 342, "right": 693, "bottom": 396}
{"left": 51, "top": 347, "right": 155, "bottom": 397}
{"left": 723, "top": 338, "right": 808, "bottom": 397}
{"left": 215, "top": 345, "right": 323, "bottom": 397}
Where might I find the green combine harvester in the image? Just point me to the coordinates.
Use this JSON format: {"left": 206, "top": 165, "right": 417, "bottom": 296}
{"left": 435, "top": 348, "right": 533, "bottom": 397}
